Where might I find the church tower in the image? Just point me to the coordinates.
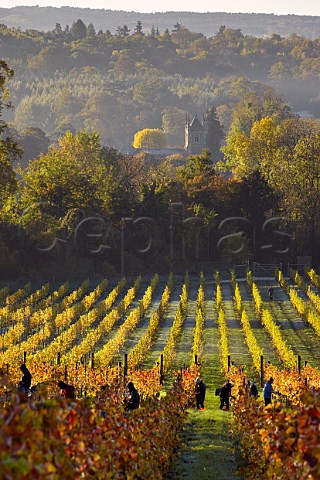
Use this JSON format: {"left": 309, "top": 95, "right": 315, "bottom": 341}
{"left": 185, "top": 114, "right": 206, "bottom": 155}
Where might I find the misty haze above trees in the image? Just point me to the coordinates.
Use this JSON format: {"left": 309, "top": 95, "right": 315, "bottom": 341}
{"left": 1, "top": 6, "right": 320, "bottom": 39}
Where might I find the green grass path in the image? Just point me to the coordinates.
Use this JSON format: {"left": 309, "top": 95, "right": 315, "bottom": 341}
{"left": 238, "top": 280, "right": 281, "bottom": 367}
{"left": 168, "top": 281, "right": 242, "bottom": 480}
{"left": 221, "top": 281, "right": 253, "bottom": 370}
{"left": 171, "top": 279, "right": 199, "bottom": 371}
{"left": 142, "top": 283, "right": 182, "bottom": 368}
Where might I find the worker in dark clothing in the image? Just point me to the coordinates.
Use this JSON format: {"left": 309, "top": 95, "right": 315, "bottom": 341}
{"left": 248, "top": 380, "right": 259, "bottom": 398}
{"left": 58, "top": 381, "right": 75, "bottom": 399}
{"left": 220, "top": 379, "right": 233, "bottom": 411}
{"left": 268, "top": 286, "right": 274, "bottom": 300}
{"left": 124, "top": 381, "right": 140, "bottom": 411}
{"left": 19, "top": 364, "right": 32, "bottom": 393}
{"left": 263, "top": 377, "right": 274, "bottom": 406}
{"left": 195, "top": 377, "right": 206, "bottom": 410}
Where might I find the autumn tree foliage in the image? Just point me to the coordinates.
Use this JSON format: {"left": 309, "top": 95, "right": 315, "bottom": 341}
{"left": 0, "top": 60, "right": 21, "bottom": 206}
{"left": 203, "top": 105, "right": 224, "bottom": 160}
{"left": 133, "top": 128, "right": 167, "bottom": 149}
{"left": 221, "top": 114, "right": 320, "bottom": 261}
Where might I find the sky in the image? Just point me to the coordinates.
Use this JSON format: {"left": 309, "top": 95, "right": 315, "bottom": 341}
{"left": 3, "top": 0, "right": 320, "bottom": 16}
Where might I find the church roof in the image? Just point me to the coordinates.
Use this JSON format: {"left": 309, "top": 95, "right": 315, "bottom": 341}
{"left": 189, "top": 115, "right": 203, "bottom": 129}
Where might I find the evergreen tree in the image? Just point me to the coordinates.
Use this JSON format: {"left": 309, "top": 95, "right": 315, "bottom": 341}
{"left": 70, "top": 19, "right": 87, "bottom": 40}
{"left": 134, "top": 20, "right": 144, "bottom": 35}
{"left": 54, "top": 23, "right": 63, "bottom": 35}
{"left": 87, "top": 23, "right": 96, "bottom": 37}
{"left": 217, "top": 25, "right": 226, "bottom": 35}
{"left": 172, "top": 23, "right": 182, "bottom": 33}
{"left": 203, "top": 106, "right": 224, "bottom": 160}
{"left": 116, "top": 25, "right": 130, "bottom": 37}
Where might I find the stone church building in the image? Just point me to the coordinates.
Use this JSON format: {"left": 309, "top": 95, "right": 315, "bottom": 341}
{"left": 131, "top": 107, "right": 222, "bottom": 159}
{"left": 184, "top": 114, "right": 206, "bottom": 155}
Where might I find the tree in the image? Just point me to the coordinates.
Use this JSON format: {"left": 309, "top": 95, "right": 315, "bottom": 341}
{"left": 116, "top": 25, "right": 130, "bottom": 37}
{"left": 54, "top": 23, "right": 63, "bottom": 35}
{"left": 161, "top": 107, "right": 186, "bottom": 146}
{"left": 179, "top": 149, "right": 214, "bottom": 181}
{"left": 133, "top": 129, "right": 167, "bottom": 149}
{"left": 238, "top": 170, "right": 279, "bottom": 259}
{"left": 172, "top": 23, "right": 183, "bottom": 33}
{"left": 27, "top": 45, "right": 67, "bottom": 73}
{"left": 203, "top": 106, "right": 224, "bottom": 160}
{"left": 20, "top": 130, "right": 113, "bottom": 219}
{"left": 258, "top": 117, "right": 320, "bottom": 260}
{"left": 222, "top": 115, "right": 320, "bottom": 261}
{"left": 110, "top": 50, "right": 136, "bottom": 75}
{"left": 52, "top": 88, "right": 79, "bottom": 121}
{"left": 217, "top": 25, "right": 226, "bottom": 35}
{"left": 0, "top": 61, "right": 21, "bottom": 206}
{"left": 268, "top": 61, "right": 289, "bottom": 81}
{"left": 221, "top": 89, "right": 294, "bottom": 178}
{"left": 133, "top": 78, "right": 173, "bottom": 107}
{"left": 87, "top": 23, "right": 96, "bottom": 37}
{"left": 15, "top": 127, "right": 50, "bottom": 168}
{"left": 70, "top": 19, "right": 87, "bottom": 40}
{"left": 228, "top": 90, "right": 293, "bottom": 137}
{"left": 134, "top": 20, "right": 144, "bottom": 36}
{"left": 171, "top": 26, "right": 203, "bottom": 50}
{"left": 100, "top": 146, "right": 124, "bottom": 168}
{"left": 51, "top": 122, "right": 76, "bottom": 143}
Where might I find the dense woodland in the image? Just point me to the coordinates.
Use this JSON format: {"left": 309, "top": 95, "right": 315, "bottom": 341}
{"left": 1, "top": 18, "right": 320, "bottom": 278}
{"left": 2, "top": 19, "right": 320, "bottom": 151}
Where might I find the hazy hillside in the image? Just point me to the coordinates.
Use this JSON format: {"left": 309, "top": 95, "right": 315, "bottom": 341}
{"left": 2, "top": 18, "right": 320, "bottom": 151}
{"left": 1, "top": 6, "right": 320, "bottom": 38}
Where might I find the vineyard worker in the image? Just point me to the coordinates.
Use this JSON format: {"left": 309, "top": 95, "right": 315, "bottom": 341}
{"left": 58, "top": 381, "right": 75, "bottom": 399}
{"left": 195, "top": 377, "right": 206, "bottom": 410}
{"left": 125, "top": 381, "right": 140, "bottom": 411}
{"left": 219, "top": 379, "right": 233, "bottom": 411}
{"left": 248, "top": 380, "right": 258, "bottom": 398}
{"left": 263, "top": 377, "right": 274, "bottom": 406}
{"left": 19, "top": 364, "right": 32, "bottom": 393}
{"left": 268, "top": 286, "right": 274, "bottom": 300}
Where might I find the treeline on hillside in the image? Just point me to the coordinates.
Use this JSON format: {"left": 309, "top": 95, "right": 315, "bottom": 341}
{"left": 2, "top": 59, "right": 320, "bottom": 279}
{"left": 1, "top": 7, "right": 320, "bottom": 39}
{"left": 2, "top": 21, "right": 320, "bottom": 153}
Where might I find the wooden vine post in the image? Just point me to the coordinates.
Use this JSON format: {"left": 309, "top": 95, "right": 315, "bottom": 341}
{"left": 260, "top": 355, "right": 264, "bottom": 387}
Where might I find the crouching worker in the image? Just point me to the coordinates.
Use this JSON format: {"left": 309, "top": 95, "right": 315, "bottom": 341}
{"left": 58, "top": 380, "right": 75, "bottom": 399}
{"left": 124, "top": 381, "right": 140, "bottom": 411}
{"left": 19, "top": 363, "right": 32, "bottom": 394}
